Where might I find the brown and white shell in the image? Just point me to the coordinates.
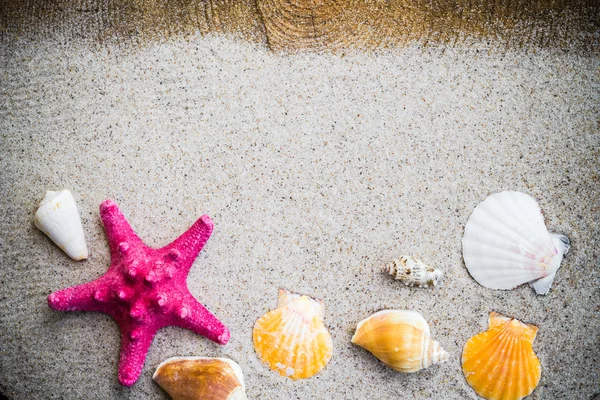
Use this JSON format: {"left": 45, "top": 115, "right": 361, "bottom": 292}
{"left": 153, "top": 357, "right": 247, "bottom": 400}
{"left": 384, "top": 255, "right": 443, "bottom": 287}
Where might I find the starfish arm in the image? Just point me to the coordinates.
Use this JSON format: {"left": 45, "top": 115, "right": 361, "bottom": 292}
{"left": 99, "top": 199, "right": 144, "bottom": 254}
{"left": 48, "top": 280, "right": 105, "bottom": 312}
{"left": 172, "top": 295, "right": 230, "bottom": 345}
{"left": 165, "top": 215, "right": 213, "bottom": 271}
{"left": 117, "top": 324, "right": 158, "bottom": 387}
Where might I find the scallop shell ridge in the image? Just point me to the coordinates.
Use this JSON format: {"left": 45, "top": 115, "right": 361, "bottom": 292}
{"left": 253, "top": 290, "right": 333, "bottom": 380}
{"left": 462, "top": 191, "right": 569, "bottom": 294}
{"left": 462, "top": 312, "right": 541, "bottom": 400}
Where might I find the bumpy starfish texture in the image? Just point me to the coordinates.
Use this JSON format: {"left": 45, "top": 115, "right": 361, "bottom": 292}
{"left": 48, "top": 199, "right": 230, "bottom": 386}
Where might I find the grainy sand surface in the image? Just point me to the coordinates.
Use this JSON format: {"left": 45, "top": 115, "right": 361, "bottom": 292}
{"left": 0, "top": 35, "right": 599, "bottom": 399}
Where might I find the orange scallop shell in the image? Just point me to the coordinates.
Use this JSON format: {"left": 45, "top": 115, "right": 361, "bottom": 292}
{"left": 252, "top": 289, "right": 333, "bottom": 380}
{"left": 462, "top": 312, "right": 541, "bottom": 400}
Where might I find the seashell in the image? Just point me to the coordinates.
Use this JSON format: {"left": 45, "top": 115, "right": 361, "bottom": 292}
{"left": 384, "top": 255, "right": 443, "bottom": 287}
{"left": 34, "top": 190, "right": 88, "bottom": 260}
{"left": 252, "top": 289, "right": 333, "bottom": 380}
{"left": 153, "top": 357, "right": 247, "bottom": 400}
{"left": 462, "top": 191, "right": 570, "bottom": 295}
{"left": 462, "top": 312, "right": 541, "bottom": 400}
{"left": 351, "top": 310, "right": 449, "bottom": 373}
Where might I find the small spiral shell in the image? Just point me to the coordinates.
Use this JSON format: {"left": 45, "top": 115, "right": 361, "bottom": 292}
{"left": 384, "top": 256, "right": 443, "bottom": 287}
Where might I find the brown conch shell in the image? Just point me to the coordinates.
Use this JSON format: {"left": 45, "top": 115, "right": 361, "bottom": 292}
{"left": 153, "top": 357, "right": 247, "bottom": 400}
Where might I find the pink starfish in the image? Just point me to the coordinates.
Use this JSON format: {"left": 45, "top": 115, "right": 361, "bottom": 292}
{"left": 48, "top": 199, "right": 230, "bottom": 386}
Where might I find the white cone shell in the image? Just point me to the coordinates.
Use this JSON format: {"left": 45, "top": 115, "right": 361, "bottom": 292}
{"left": 34, "top": 190, "right": 88, "bottom": 260}
{"left": 462, "top": 191, "right": 568, "bottom": 294}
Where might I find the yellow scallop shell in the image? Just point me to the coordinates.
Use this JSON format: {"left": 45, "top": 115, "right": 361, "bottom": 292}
{"left": 462, "top": 312, "right": 541, "bottom": 400}
{"left": 252, "top": 289, "right": 333, "bottom": 380}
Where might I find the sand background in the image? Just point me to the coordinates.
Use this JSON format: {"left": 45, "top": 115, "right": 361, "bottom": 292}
{"left": 1, "top": 21, "right": 599, "bottom": 400}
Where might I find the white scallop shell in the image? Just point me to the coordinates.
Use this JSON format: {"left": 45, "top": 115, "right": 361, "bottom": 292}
{"left": 462, "top": 191, "right": 569, "bottom": 295}
{"left": 34, "top": 190, "right": 88, "bottom": 260}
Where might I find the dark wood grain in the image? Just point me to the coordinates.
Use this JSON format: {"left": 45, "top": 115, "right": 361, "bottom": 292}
{"left": 1, "top": 0, "right": 598, "bottom": 52}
